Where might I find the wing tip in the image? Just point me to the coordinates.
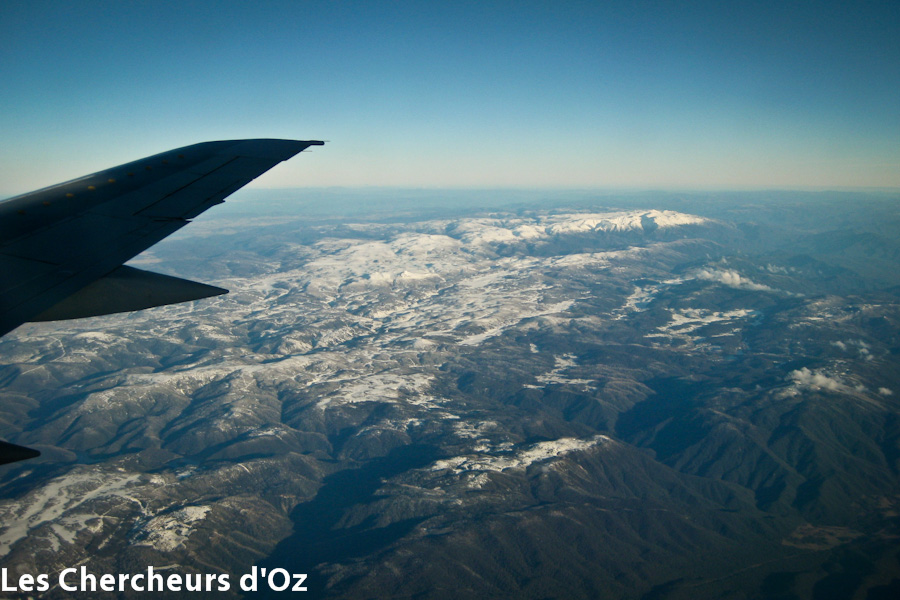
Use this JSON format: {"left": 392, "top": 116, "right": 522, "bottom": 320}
{"left": 222, "top": 139, "right": 325, "bottom": 161}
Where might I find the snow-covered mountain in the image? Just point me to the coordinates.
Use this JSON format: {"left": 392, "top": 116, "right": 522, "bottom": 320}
{"left": 1, "top": 195, "right": 898, "bottom": 599}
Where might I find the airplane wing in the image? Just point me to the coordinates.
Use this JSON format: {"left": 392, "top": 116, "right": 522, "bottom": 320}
{"left": 0, "top": 138, "right": 323, "bottom": 464}
{"left": 0, "top": 138, "right": 323, "bottom": 338}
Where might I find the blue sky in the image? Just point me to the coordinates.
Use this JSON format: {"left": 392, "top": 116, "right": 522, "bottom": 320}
{"left": 1, "top": 0, "right": 898, "bottom": 194}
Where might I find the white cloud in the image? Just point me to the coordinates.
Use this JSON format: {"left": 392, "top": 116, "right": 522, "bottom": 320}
{"left": 831, "top": 339, "right": 874, "bottom": 360}
{"left": 763, "top": 264, "right": 791, "bottom": 274}
{"left": 878, "top": 387, "right": 893, "bottom": 396}
{"left": 694, "top": 268, "right": 773, "bottom": 292}
{"left": 784, "top": 368, "right": 868, "bottom": 397}
{"left": 788, "top": 367, "right": 847, "bottom": 392}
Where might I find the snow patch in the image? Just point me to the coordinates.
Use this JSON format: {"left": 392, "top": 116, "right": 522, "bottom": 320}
{"left": 131, "top": 505, "right": 211, "bottom": 552}
{"left": 646, "top": 308, "right": 759, "bottom": 344}
{"left": 524, "top": 354, "right": 596, "bottom": 389}
{"left": 430, "top": 435, "right": 610, "bottom": 474}
{"left": 0, "top": 469, "right": 145, "bottom": 554}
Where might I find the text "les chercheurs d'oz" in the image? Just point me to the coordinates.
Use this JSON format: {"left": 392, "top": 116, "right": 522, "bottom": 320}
{"left": 2, "top": 566, "right": 308, "bottom": 593}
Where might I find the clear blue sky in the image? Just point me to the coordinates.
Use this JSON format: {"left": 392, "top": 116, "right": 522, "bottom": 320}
{"left": 1, "top": 0, "right": 898, "bottom": 194}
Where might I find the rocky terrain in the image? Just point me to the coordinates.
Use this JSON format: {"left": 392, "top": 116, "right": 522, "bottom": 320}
{"left": 1, "top": 190, "right": 899, "bottom": 599}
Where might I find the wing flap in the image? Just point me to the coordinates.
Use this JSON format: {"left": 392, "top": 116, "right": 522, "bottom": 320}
{"left": 137, "top": 156, "right": 279, "bottom": 219}
{"left": 0, "top": 255, "right": 56, "bottom": 296}
{"left": 1, "top": 214, "right": 150, "bottom": 264}
{"left": 87, "top": 169, "right": 211, "bottom": 218}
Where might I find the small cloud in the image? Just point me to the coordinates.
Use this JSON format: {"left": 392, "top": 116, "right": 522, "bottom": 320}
{"left": 785, "top": 367, "right": 866, "bottom": 396}
{"left": 878, "top": 387, "right": 893, "bottom": 396}
{"left": 787, "top": 367, "right": 851, "bottom": 393}
{"left": 834, "top": 339, "right": 874, "bottom": 360}
{"left": 763, "top": 264, "right": 791, "bottom": 274}
{"left": 694, "top": 268, "right": 773, "bottom": 292}
{"left": 854, "top": 340, "right": 873, "bottom": 360}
